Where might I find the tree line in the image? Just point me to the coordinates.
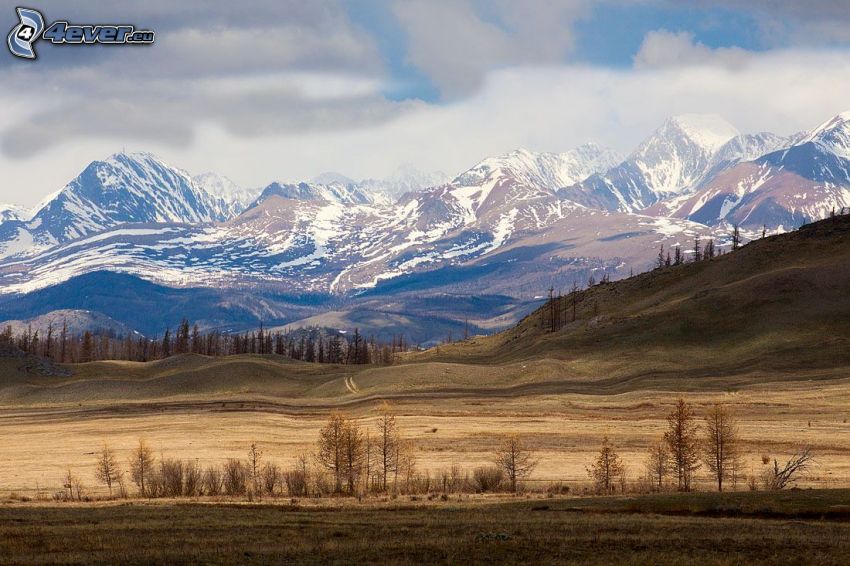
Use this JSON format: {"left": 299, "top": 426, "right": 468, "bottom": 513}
{"left": 0, "top": 320, "right": 409, "bottom": 365}
{"left": 43, "top": 400, "right": 815, "bottom": 502}
{"left": 541, "top": 225, "right": 745, "bottom": 332}
{"left": 587, "top": 398, "right": 814, "bottom": 494}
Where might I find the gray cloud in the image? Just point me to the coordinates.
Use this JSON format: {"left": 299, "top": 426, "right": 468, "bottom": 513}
{"left": 391, "top": 0, "right": 590, "bottom": 98}
{"left": 0, "top": 0, "right": 400, "bottom": 157}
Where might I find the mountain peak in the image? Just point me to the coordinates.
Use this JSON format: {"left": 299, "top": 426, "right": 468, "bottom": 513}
{"left": 664, "top": 114, "right": 739, "bottom": 151}
{"left": 801, "top": 111, "right": 850, "bottom": 159}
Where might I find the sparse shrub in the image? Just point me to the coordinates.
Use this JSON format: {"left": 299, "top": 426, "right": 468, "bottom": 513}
{"left": 546, "top": 482, "right": 570, "bottom": 496}
{"left": 160, "top": 458, "right": 184, "bottom": 497}
{"left": 223, "top": 459, "right": 248, "bottom": 496}
{"left": 748, "top": 474, "right": 759, "bottom": 491}
{"left": 472, "top": 465, "right": 504, "bottom": 493}
{"left": 261, "top": 463, "right": 281, "bottom": 497}
{"left": 183, "top": 460, "right": 202, "bottom": 497}
{"left": 145, "top": 468, "right": 164, "bottom": 498}
{"left": 284, "top": 455, "right": 310, "bottom": 497}
{"left": 203, "top": 465, "right": 223, "bottom": 496}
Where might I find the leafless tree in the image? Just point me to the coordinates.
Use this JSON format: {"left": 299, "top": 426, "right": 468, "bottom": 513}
{"left": 94, "top": 444, "right": 122, "bottom": 497}
{"left": 284, "top": 454, "right": 310, "bottom": 497}
{"left": 317, "top": 412, "right": 348, "bottom": 493}
{"left": 343, "top": 419, "right": 365, "bottom": 495}
{"left": 248, "top": 442, "right": 263, "bottom": 493}
{"left": 587, "top": 435, "right": 625, "bottom": 494}
{"left": 645, "top": 442, "right": 668, "bottom": 491}
{"left": 764, "top": 447, "right": 815, "bottom": 490}
{"left": 261, "top": 462, "right": 281, "bottom": 496}
{"left": 731, "top": 224, "right": 741, "bottom": 251}
{"left": 702, "top": 404, "right": 740, "bottom": 492}
{"left": 493, "top": 434, "right": 537, "bottom": 493}
{"left": 129, "top": 439, "right": 155, "bottom": 497}
{"left": 664, "top": 398, "right": 701, "bottom": 491}
{"left": 376, "top": 402, "right": 399, "bottom": 491}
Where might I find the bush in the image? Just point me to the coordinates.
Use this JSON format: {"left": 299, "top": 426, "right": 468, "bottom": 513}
{"left": 183, "top": 460, "right": 202, "bottom": 497}
{"left": 160, "top": 459, "right": 184, "bottom": 498}
{"left": 472, "top": 466, "right": 504, "bottom": 493}
{"left": 223, "top": 459, "right": 248, "bottom": 496}
{"left": 261, "top": 463, "right": 281, "bottom": 497}
{"left": 284, "top": 468, "right": 309, "bottom": 497}
{"left": 203, "top": 465, "right": 223, "bottom": 496}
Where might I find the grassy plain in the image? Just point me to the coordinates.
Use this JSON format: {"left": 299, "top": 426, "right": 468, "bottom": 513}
{"left": 3, "top": 491, "right": 850, "bottom": 564}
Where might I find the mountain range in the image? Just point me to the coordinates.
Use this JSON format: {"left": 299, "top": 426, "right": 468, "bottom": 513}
{"left": 1, "top": 112, "right": 849, "bottom": 343}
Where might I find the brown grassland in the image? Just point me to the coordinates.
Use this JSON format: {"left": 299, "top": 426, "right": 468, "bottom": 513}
{"left": 3, "top": 491, "right": 850, "bottom": 564}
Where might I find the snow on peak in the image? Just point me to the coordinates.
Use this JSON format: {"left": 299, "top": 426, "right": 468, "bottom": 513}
{"left": 0, "top": 203, "right": 29, "bottom": 223}
{"left": 800, "top": 111, "right": 850, "bottom": 160}
{"left": 454, "top": 144, "right": 620, "bottom": 191}
{"left": 665, "top": 114, "right": 739, "bottom": 151}
{"left": 311, "top": 172, "right": 356, "bottom": 186}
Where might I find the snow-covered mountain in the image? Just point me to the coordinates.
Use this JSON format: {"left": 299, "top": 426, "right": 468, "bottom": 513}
{"left": 561, "top": 114, "right": 740, "bottom": 212}
{"left": 357, "top": 165, "right": 450, "bottom": 200}
{"left": 668, "top": 112, "right": 850, "bottom": 229}
{"left": 252, "top": 180, "right": 379, "bottom": 207}
{"left": 2, "top": 111, "right": 850, "bottom": 329}
{"left": 192, "top": 172, "right": 261, "bottom": 218}
{"left": 0, "top": 153, "right": 232, "bottom": 259}
{"left": 0, "top": 204, "right": 29, "bottom": 223}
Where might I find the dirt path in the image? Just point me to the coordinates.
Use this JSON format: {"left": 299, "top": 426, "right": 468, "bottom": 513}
{"left": 344, "top": 375, "right": 359, "bottom": 394}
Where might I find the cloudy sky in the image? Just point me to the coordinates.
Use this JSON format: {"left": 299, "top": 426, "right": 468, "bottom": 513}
{"left": 2, "top": 0, "right": 850, "bottom": 206}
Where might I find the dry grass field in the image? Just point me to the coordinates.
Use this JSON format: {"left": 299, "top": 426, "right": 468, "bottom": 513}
{"left": 2, "top": 352, "right": 850, "bottom": 496}
{"left": 3, "top": 491, "right": 850, "bottom": 564}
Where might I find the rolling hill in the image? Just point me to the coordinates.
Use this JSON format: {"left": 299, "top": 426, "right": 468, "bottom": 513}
{"left": 423, "top": 213, "right": 850, "bottom": 380}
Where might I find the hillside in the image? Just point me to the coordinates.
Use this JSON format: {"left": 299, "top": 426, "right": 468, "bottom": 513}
{"left": 423, "top": 214, "right": 850, "bottom": 380}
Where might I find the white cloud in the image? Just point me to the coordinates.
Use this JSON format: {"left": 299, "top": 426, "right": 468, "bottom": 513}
{"left": 634, "top": 30, "right": 752, "bottom": 69}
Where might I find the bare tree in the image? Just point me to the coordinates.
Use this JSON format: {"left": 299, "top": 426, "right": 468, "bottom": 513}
{"left": 284, "top": 454, "right": 310, "bottom": 497}
{"left": 376, "top": 402, "right": 399, "bottom": 492}
{"left": 702, "top": 404, "right": 740, "bottom": 492}
{"left": 248, "top": 442, "right": 263, "bottom": 493}
{"left": 645, "top": 442, "right": 668, "bottom": 491}
{"left": 664, "top": 398, "right": 701, "bottom": 491}
{"left": 261, "top": 462, "right": 281, "bottom": 496}
{"left": 586, "top": 436, "right": 625, "bottom": 494}
{"left": 129, "top": 439, "right": 155, "bottom": 497}
{"left": 317, "top": 412, "right": 348, "bottom": 493}
{"left": 764, "top": 447, "right": 815, "bottom": 490}
{"left": 343, "top": 419, "right": 365, "bottom": 495}
{"left": 493, "top": 434, "right": 537, "bottom": 493}
{"left": 731, "top": 224, "right": 741, "bottom": 251}
{"left": 94, "top": 444, "right": 122, "bottom": 497}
